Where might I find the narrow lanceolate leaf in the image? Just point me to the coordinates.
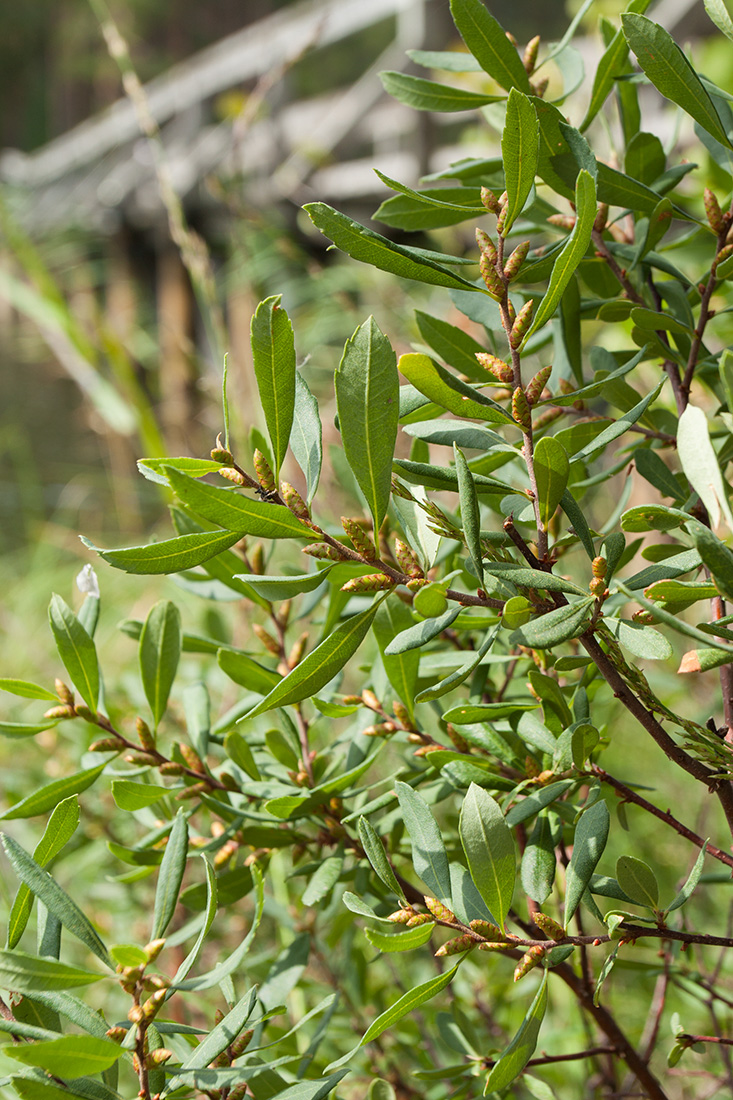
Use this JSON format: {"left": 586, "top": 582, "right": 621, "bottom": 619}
{"left": 398, "top": 353, "right": 513, "bottom": 424}
{"left": 1, "top": 835, "right": 111, "bottom": 967}
{"left": 525, "top": 170, "right": 596, "bottom": 342}
{"left": 365, "top": 923, "right": 435, "bottom": 954}
{"left": 336, "top": 318, "right": 399, "bottom": 533}
{"left": 509, "top": 599, "right": 593, "bottom": 650}
{"left": 667, "top": 842, "right": 707, "bottom": 913}
{"left": 533, "top": 437, "right": 569, "bottom": 528}
{"left": 361, "top": 962, "right": 460, "bottom": 1045}
{"left": 165, "top": 468, "right": 312, "bottom": 539}
{"left": 704, "top": 0, "right": 733, "bottom": 42}
{"left": 564, "top": 800, "right": 610, "bottom": 924}
{"left": 140, "top": 600, "right": 181, "bottom": 730}
{"left": 81, "top": 529, "right": 242, "bottom": 574}
{"left": 0, "top": 679, "right": 58, "bottom": 701}
{"left": 616, "top": 855, "right": 659, "bottom": 909}
{"left": 622, "top": 14, "right": 731, "bottom": 148}
{"left": 486, "top": 973, "right": 548, "bottom": 1092}
{"left": 686, "top": 520, "right": 733, "bottom": 603}
{"left": 168, "top": 987, "right": 257, "bottom": 1090}
{"left": 454, "top": 446, "right": 484, "bottom": 587}
{"left": 1, "top": 764, "right": 106, "bottom": 821}
{"left": 459, "top": 783, "right": 515, "bottom": 931}
{"left": 581, "top": 28, "right": 629, "bottom": 131}
{"left": 571, "top": 379, "right": 665, "bottom": 463}
{"left": 305, "top": 203, "right": 483, "bottom": 292}
{"left": 416, "top": 625, "right": 500, "bottom": 702}
{"left": 677, "top": 404, "right": 733, "bottom": 532}
{"left": 380, "top": 70, "right": 503, "bottom": 112}
{"left": 6, "top": 1034, "right": 123, "bottom": 1076}
{"left": 373, "top": 598, "right": 419, "bottom": 719}
{"left": 232, "top": 569, "right": 329, "bottom": 602}
{"left": 358, "top": 817, "right": 404, "bottom": 900}
{"left": 48, "top": 595, "right": 98, "bottom": 714}
{"left": 396, "top": 781, "right": 453, "bottom": 905}
{"left": 0, "top": 951, "right": 103, "bottom": 992}
{"left": 384, "top": 606, "right": 461, "bottom": 655}
{"left": 449, "top": 0, "right": 530, "bottom": 92}
{"left": 291, "top": 372, "right": 322, "bottom": 504}
{"left": 169, "top": 855, "right": 218, "bottom": 988}
{"left": 251, "top": 295, "right": 296, "bottom": 480}
{"left": 0, "top": 721, "right": 61, "bottom": 739}
{"left": 152, "top": 810, "right": 189, "bottom": 940}
{"left": 501, "top": 89, "right": 539, "bottom": 236}
{"left": 245, "top": 601, "right": 383, "bottom": 718}
{"left": 7, "top": 796, "right": 79, "bottom": 949}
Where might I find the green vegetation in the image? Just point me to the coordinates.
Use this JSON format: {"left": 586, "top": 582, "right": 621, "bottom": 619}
{"left": 6, "top": 2, "right": 733, "bottom": 1098}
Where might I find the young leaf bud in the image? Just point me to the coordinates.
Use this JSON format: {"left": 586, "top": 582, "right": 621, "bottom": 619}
{"left": 106, "top": 1026, "right": 128, "bottom": 1043}
{"left": 394, "top": 538, "right": 422, "bottom": 578}
{"left": 548, "top": 213, "right": 576, "bottom": 230}
{"left": 530, "top": 76, "right": 549, "bottom": 98}
{"left": 143, "top": 988, "right": 167, "bottom": 1018}
{"left": 253, "top": 449, "right": 276, "bottom": 493}
{"left": 144, "top": 938, "right": 166, "bottom": 963}
{"left": 55, "top": 679, "right": 75, "bottom": 705}
{"left": 592, "top": 556, "right": 607, "bottom": 579}
{"left": 505, "top": 30, "right": 518, "bottom": 45}
{"left": 470, "top": 920, "right": 507, "bottom": 940}
{"left": 341, "top": 517, "right": 378, "bottom": 560}
{"left": 475, "top": 352, "right": 514, "bottom": 384}
{"left": 478, "top": 940, "right": 515, "bottom": 952}
{"left": 159, "top": 761, "right": 184, "bottom": 776}
{"left": 514, "top": 945, "right": 546, "bottom": 981}
{"left": 523, "top": 35, "right": 540, "bottom": 73}
{"left": 362, "top": 723, "right": 390, "bottom": 737}
{"left": 480, "top": 186, "right": 501, "bottom": 214}
{"left": 281, "top": 482, "right": 310, "bottom": 521}
{"left": 496, "top": 206, "right": 507, "bottom": 236}
{"left": 128, "top": 1004, "right": 145, "bottom": 1024}
{"left": 480, "top": 252, "right": 504, "bottom": 300}
{"left": 136, "top": 716, "right": 155, "bottom": 751}
{"left": 506, "top": 298, "right": 516, "bottom": 326}
{"left": 124, "top": 751, "right": 159, "bottom": 767}
{"left": 43, "top": 704, "right": 75, "bottom": 720}
{"left": 533, "top": 407, "right": 564, "bottom": 430}
{"left": 302, "top": 542, "right": 349, "bottom": 561}
{"left": 392, "top": 700, "right": 416, "bottom": 731}
{"left": 90, "top": 737, "right": 124, "bottom": 753}
{"left": 148, "top": 1048, "right": 174, "bottom": 1066}
{"left": 435, "top": 934, "right": 477, "bottom": 956}
{"left": 287, "top": 632, "right": 309, "bottom": 670}
{"left": 210, "top": 434, "right": 235, "bottom": 464}
{"left": 218, "top": 466, "right": 248, "bottom": 487}
{"left": 512, "top": 388, "right": 532, "bottom": 431}
{"left": 424, "top": 896, "right": 456, "bottom": 923}
{"left": 362, "top": 689, "right": 381, "bottom": 711}
{"left": 533, "top": 912, "right": 565, "bottom": 940}
{"left": 340, "top": 573, "right": 394, "bottom": 593}
{"left": 594, "top": 203, "right": 609, "bottom": 233}
{"left": 716, "top": 242, "right": 733, "bottom": 266}
{"left": 253, "top": 623, "right": 281, "bottom": 656}
{"left": 406, "top": 577, "right": 429, "bottom": 591}
{"left": 405, "top": 912, "right": 434, "bottom": 927}
{"left": 504, "top": 240, "right": 531, "bottom": 281}
{"left": 231, "top": 1029, "right": 254, "bottom": 1056}
{"left": 475, "top": 227, "right": 497, "bottom": 262}
{"left": 526, "top": 364, "right": 553, "bottom": 405}
{"left": 509, "top": 299, "right": 534, "bottom": 348}
{"left": 705, "top": 187, "right": 725, "bottom": 233}
{"left": 179, "top": 742, "right": 206, "bottom": 773}
{"left": 388, "top": 909, "right": 414, "bottom": 923}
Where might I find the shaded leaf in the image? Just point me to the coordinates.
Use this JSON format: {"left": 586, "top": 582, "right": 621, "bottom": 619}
{"left": 7, "top": 1035, "right": 122, "bottom": 1076}
{"left": 0, "top": 951, "right": 103, "bottom": 992}
{"left": 291, "top": 371, "right": 322, "bottom": 504}
{"left": 454, "top": 445, "right": 484, "bottom": 586}
{"left": 616, "top": 855, "right": 659, "bottom": 908}
{"left": 398, "top": 352, "right": 513, "bottom": 424}
{"left": 7, "top": 797, "right": 79, "bottom": 950}
{"left": 416, "top": 624, "right": 500, "bottom": 702}
{"left": 384, "top": 606, "right": 461, "bottom": 655}
{"left": 667, "top": 843, "right": 707, "bottom": 912}
{"left": 677, "top": 404, "right": 733, "bottom": 531}
{"left": 232, "top": 569, "right": 329, "bottom": 602}
{"left": 565, "top": 800, "right": 610, "bottom": 924}
{"left": 165, "top": 468, "right": 311, "bottom": 539}
{"left": 508, "top": 599, "right": 594, "bottom": 649}
{"left": 374, "top": 598, "right": 419, "bottom": 718}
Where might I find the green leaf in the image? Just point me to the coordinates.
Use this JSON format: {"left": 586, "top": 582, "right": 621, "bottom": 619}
{"left": 137, "top": 455, "right": 222, "bottom": 485}
{"left": 305, "top": 203, "right": 483, "bottom": 292}
{"left": 634, "top": 449, "right": 684, "bottom": 500}
{"left": 1, "top": 834, "right": 111, "bottom": 967}
{"left": 48, "top": 595, "right": 98, "bottom": 715}
{"left": 302, "top": 853, "right": 344, "bottom": 906}
{"left": 380, "top": 70, "right": 503, "bottom": 111}
{"left": 224, "top": 731, "right": 261, "bottom": 780}
{"left": 7, "top": 797, "right": 79, "bottom": 950}
{"left": 165, "top": 988, "right": 257, "bottom": 1092}
{"left": 0, "top": 680, "right": 58, "bottom": 702}
{"left": 617, "top": 579, "right": 733, "bottom": 653}
{"left": 686, "top": 520, "right": 733, "bottom": 602}
{"left": 232, "top": 569, "right": 329, "bottom": 602}
{"left": 393, "top": 458, "right": 514, "bottom": 496}
{"left": 533, "top": 437, "right": 569, "bottom": 528}
{"left": 112, "top": 780, "right": 170, "bottom": 811}
{"left": 384, "top": 606, "right": 461, "bottom": 655}
{"left": 443, "top": 702, "right": 534, "bottom": 724}
{"left": 416, "top": 624, "right": 500, "bottom": 702}
{"left": 483, "top": 563, "right": 587, "bottom": 596}
{"left": 82, "top": 529, "right": 242, "bottom": 574}
{"left": 454, "top": 446, "right": 484, "bottom": 586}
{"left": 564, "top": 800, "right": 610, "bottom": 924}
{"left": 152, "top": 810, "right": 189, "bottom": 940}
{"left": 217, "top": 649, "right": 280, "bottom": 694}
{"left": 291, "top": 371, "right": 322, "bottom": 505}
{"left": 10, "top": 1080, "right": 92, "bottom": 1100}
{"left": 357, "top": 817, "right": 404, "bottom": 899}
{"left": 486, "top": 972, "right": 548, "bottom": 1092}
{"left": 1, "top": 764, "right": 106, "bottom": 821}
{"left": 251, "top": 295, "right": 295, "bottom": 479}
{"left": 414, "top": 310, "right": 488, "bottom": 379}
{"left": 449, "top": 0, "right": 531, "bottom": 92}
{"left": 677, "top": 404, "right": 733, "bottom": 531}
{"left": 678, "top": 647, "right": 733, "bottom": 673}
{"left": 616, "top": 855, "right": 659, "bottom": 909}
{"left": 245, "top": 600, "right": 383, "bottom": 718}
{"left": 0, "top": 720, "right": 61, "bottom": 740}
{"left": 622, "top": 14, "right": 731, "bottom": 148}
{"left": 374, "top": 598, "right": 419, "bottom": 719}
{"left": 571, "top": 379, "right": 665, "bottom": 462}
{"left": 525, "top": 170, "right": 596, "bottom": 342}
{"left": 396, "top": 781, "right": 452, "bottom": 905}
{"left": 621, "top": 504, "right": 689, "bottom": 533}
{"left": 501, "top": 89, "right": 539, "bottom": 235}
{"left": 0, "top": 950, "right": 103, "bottom": 992}
{"left": 581, "top": 28, "right": 629, "bottom": 131}
{"left": 398, "top": 352, "right": 513, "bottom": 424}
{"left": 603, "top": 618, "right": 672, "bottom": 661}
{"left": 667, "top": 843, "right": 707, "bottom": 912}
{"left": 459, "top": 783, "right": 515, "bottom": 931}
{"left": 360, "top": 962, "right": 460, "bottom": 1046}
{"left": 165, "top": 467, "right": 311, "bottom": 539}
{"left": 336, "top": 317, "right": 399, "bottom": 533}
{"left": 509, "top": 599, "right": 593, "bottom": 649}
{"left": 705, "top": 0, "right": 733, "bottom": 41}
{"left": 7, "top": 1034, "right": 123, "bottom": 1076}
{"left": 365, "top": 923, "right": 435, "bottom": 953}
{"left": 139, "top": 599, "right": 181, "bottom": 730}
{"left": 407, "top": 48, "right": 483, "bottom": 73}
{"left": 521, "top": 811, "right": 558, "bottom": 904}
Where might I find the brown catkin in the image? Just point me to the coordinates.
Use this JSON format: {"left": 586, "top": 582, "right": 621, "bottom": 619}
{"left": 514, "top": 945, "right": 546, "bottom": 981}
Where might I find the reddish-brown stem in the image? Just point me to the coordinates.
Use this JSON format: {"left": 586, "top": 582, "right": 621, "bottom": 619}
{"left": 681, "top": 1034, "right": 733, "bottom": 1048}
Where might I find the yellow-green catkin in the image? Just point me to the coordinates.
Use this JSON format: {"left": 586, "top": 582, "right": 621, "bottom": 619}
{"left": 526, "top": 364, "right": 552, "bottom": 405}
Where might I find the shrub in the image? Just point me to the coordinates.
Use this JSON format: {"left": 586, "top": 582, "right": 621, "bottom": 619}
{"left": 6, "top": 2, "right": 733, "bottom": 1097}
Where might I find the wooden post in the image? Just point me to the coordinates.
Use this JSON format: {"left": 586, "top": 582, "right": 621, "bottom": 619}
{"left": 156, "top": 244, "right": 195, "bottom": 453}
